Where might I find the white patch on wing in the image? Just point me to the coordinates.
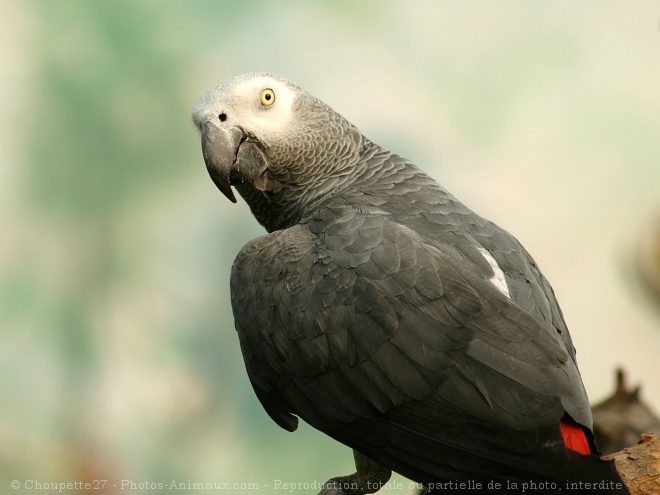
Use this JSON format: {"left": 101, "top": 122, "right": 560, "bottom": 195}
{"left": 477, "top": 248, "right": 511, "bottom": 299}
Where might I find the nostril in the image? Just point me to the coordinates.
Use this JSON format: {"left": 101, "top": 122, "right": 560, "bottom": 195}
{"left": 218, "top": 113, "right": 227, "bottom": 122}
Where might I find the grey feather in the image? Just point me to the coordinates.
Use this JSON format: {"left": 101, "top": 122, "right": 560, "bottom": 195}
{"left": 193, "top": 74, "right": 626, "bottom": 494}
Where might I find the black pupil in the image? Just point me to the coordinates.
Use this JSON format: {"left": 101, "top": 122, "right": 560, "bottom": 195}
{"left": 219, "top": 113, "right": 227, "bottom": 122}
{"left": 265, "top": 93, "right": 271, "bottom": 100}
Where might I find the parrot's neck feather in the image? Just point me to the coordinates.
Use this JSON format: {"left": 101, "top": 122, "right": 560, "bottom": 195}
{"left": 241, "top": 140, "right": 428, "bottom": 233}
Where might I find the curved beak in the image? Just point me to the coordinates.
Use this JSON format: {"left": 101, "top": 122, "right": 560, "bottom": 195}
{"left": 201, "top": 121, "right": 245, "bottom": 203}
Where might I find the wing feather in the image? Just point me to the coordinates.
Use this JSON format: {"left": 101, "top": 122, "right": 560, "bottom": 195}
{"left": 230, "top": 201, "right": 591, "bottom": 480}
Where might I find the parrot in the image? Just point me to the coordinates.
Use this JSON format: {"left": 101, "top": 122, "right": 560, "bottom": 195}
{"left": 191, "top": 73, "right": 628, "bottom": 494}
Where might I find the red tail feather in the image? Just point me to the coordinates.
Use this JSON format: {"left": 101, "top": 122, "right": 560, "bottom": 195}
{"left": 560, "top": 418, "right": 591, "bottom": 455}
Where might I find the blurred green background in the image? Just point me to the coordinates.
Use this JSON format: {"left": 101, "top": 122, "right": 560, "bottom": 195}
{"left": 1, "top": 1, "right": 660, "bottom": 494}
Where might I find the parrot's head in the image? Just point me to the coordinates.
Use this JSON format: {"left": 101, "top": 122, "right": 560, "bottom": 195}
{"left": 192, "top": 73, "right": 362, "bottom": 229}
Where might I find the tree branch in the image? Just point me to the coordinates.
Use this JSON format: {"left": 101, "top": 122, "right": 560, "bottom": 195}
{"left": 606, "top": 433, "right": 660, "bottom": 494}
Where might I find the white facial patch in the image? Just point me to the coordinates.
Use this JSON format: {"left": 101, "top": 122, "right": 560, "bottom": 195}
{"left": 231, "top": 76, "right": 296, "bottom": 140}
{"left": 477, "top": 248, "right": 511, "bottom": 299}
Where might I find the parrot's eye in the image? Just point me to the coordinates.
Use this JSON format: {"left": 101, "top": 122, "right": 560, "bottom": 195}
{"left": 260, "top": 88, "right": 275, "bottom": 107}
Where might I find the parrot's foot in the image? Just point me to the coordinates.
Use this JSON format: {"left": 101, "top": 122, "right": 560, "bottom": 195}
{"left": 317, "top": 451, "right": 391, "bottom": 495}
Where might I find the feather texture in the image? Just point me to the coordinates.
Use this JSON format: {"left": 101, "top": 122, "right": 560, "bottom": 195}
{"left": 193, "top": 74, "right": 627, "bottom": 494}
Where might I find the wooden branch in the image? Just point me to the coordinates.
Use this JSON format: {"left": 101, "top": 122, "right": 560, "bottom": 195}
{"left": 606, "top": 433, "right": 660, "bottom": 495}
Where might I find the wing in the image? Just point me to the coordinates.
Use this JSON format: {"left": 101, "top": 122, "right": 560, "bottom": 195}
{"left": 230, "top": 203, "right": 590, "bottom": 482}
{"left": 343, "top": 152, "right": 592, "bottom": 427}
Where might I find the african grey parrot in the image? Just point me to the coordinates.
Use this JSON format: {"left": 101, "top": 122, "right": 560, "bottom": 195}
{"left": 192, "top": 73, "right": 628, "bottom": 494}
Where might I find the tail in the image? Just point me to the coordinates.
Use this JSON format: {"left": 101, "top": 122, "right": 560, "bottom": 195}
{"left": 422, "top": 418, "right": 629, "bottom": 494}
{"left": 560, "top": 416, "right": 592, "bottom": 455}
{"left": 559, "top": 416, "right": 629, "bottom": 495}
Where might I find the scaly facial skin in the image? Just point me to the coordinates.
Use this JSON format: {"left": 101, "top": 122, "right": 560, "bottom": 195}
{"left": 192, "top": 74, "right": 299, "bottom": 147}
{"left": 192, "top": 73, "right": 363, "bottom": 231}
{"left": 192, "top": 74, "right": 299, "bottom": 203}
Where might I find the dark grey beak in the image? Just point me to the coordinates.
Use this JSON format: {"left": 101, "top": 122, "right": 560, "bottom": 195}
{"left": 201, "top": 121, "right": 244, "bottom": 203}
